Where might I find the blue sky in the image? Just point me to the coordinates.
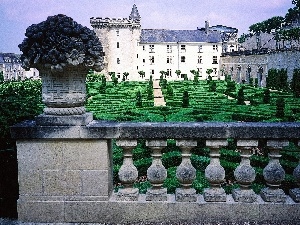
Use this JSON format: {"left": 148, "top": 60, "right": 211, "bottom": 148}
{"left": 0, "top": 0, "right": 295, "bottom": 53}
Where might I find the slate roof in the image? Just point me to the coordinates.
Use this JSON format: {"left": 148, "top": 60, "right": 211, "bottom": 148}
{"left": 0, "top": 53, "right": 21, "bottom": 64}
{"left": 140, "top": 29, "right": 222, "bottom": 43}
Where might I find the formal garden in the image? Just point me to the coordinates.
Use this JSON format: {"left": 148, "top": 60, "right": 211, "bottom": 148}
{"left": 1, "top": 69, "right": 300, "bottom": 218}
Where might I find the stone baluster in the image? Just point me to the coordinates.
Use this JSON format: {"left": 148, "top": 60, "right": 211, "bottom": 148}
{"left": 116, "top": 139, "right": 139, "bottom": 201}
{"left": 232, "top": 140, "right": 258, "bottom": 203}
{"left": 145, "top": 140, "right": 168, "bottom": 201}
{"left": 175, "top": 140, "right": 197, "bottom": 202}
{"left": 289, "top": 140, "right": 300, "bottom": 202}
{"left": 260, "top": 140, "right": 288, "bottom": 203}
{"left": 204, "top": 139, "right": 228, "bottom": 202}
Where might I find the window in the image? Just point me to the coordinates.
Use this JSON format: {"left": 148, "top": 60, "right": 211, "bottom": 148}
{"left": 149, "top": 45, "right": 155, "bottom": 53}
{"left": 117, "top": 73, "right": 121, "bottom": 78}
{"left": 143, "top": 46, "right": 145, "bottom": 51}
{"left": 137, "top": 54, "right": 138, "bottom": 58}
{"left": 116, "top": 30, "right": 119, "bottom": 36}
{"left": 117, "top": 58, "right": 120, "bottom": 64}
{"left": 212, "top": 56, "right": 218, "bottom": 64}
{"left": 198, "top": 56, "right": 202, "bottom": 64}
{"left": 167, "top": 69, "right": 172, "bottom": 77}
{"left": 198, "top": 68, "right": 203, "bottom": 75}
{"left": 151, "top": 69, "right": 155, "bottom": 75}
{"left": 181, "top": 56, "right": 186, "bottom": 63}
{"left": 150, "top": 56, "right": 155, "bottom": 64}
{"left": 198, "top": 45, "right": 203, "bottom": 52}
{"left": 143, "top": 59, "right": 145, "bottom": 63}
{"left": 167, "top": 45, "right": 172, "bottom": 53}
{"left": 181, "top": 45, "right": 186, "bottom": 51}
{"left": 167, "top": 56, "right": 172, "bottom": 64}
{"left": 213, "top": 68, "right": 217, "bottom": 74}
{"left": 117, "top": 42, "right": 119, "bottom": 48}
{"left": 213, "top": 45, "right": 218, "bottom": 51}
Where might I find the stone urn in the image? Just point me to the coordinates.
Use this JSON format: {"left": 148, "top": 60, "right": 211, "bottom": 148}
{"left": 40, "top": 66, "right": 88, "bottom": 116}
{"left": 18, "top": 14, "right": 104, "bottom": 125}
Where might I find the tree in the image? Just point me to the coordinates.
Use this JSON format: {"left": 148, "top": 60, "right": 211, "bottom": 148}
{"left": 182, "top": 90, "right": 189, "bottom": 108}
{"left": 263, "top": 88, "right": 271, "bottom": 104}
{"left": 276, "top": 97, "right": 285, "bottom": 118}
{"left": 291, "top": 69, "right": 300, "bottom": 97}
{"left": 138, "top": 71, "right": 145, "bottom": 79}
{"left": 167, "top": 84, "right": 174, "bottom": 97}
{"left": 292, "top": 0, "right": 300, "bottom": 8}
{"left": 237, "top": 86, "right": 245, "bottom": 105}
{"left": 206, "top": 69, "right": 213, "bottom": 83}
{"left": 209, "top": 81, "right": 217, "bottom": 92}
{"left": 99, "top": 75, "right": 106, "bottom": 94}
{"left": 0, "top": 71, "right": 4, "bottom": 82}
{"left": 136, "top": 91, "right": 142, "bottom": 107}
{"left": 191, "top": 70, "right": 199, "bottom": 84}
{"left": 175, "top": 70, "right": 181, "bottom": 78}
{"left": 160, "top": 70, "right": 167, "bottom": 78}
{"left": 123, "top": 72, "right": 129, "bottom": 81}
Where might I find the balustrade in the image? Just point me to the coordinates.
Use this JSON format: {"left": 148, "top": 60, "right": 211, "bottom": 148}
{"left": 145, "top": 140, "right": 168, "bottom": 201}
{"left": 115, "top": 139, "right": 138, "bottom": 201}
{"left": 11, "top": 121, "right": 300, "bottom": 223}
{"left": 261, "top": 140, "right": 288, "bottom": 202}
{"left": 290, "top": 140, "right": 300, "bottom": 202}
{"left": 232, "top": 140, "right": 258, "bottom": 203}
{"left": 175, "top": 140, "right": 197, "bottom": 202}
{"left": 204, "top": 140, "right": 227, "bottom": 202}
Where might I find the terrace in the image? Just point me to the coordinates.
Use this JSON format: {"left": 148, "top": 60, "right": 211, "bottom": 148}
{"left": 11, "top": 119, "right": 300, "bottom": 224}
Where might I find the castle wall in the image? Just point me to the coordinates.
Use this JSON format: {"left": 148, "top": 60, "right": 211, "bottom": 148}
{"left": 220, "top": 50, "right": 300, "bottom": 86}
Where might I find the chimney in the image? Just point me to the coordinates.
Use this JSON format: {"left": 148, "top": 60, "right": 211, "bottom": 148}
{"left": 205, "top": 20, "right": 210, "bottom": 33}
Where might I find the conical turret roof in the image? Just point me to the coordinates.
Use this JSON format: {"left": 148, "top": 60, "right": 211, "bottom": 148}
{"left": 129, "top": 4, "right": 141, "bottom": 21}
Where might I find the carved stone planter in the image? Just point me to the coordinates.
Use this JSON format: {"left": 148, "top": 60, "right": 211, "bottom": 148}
{"left": 36, "top": 66, "right": 93, "bottom": 126}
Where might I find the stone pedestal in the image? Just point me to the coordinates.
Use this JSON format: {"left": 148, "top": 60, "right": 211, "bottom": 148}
{"left": 175, "top": 188, "right": 197, "bottom": 202}
{"left": 261, "top": 188, "right": 286, "bottom": 203}
{"left": 289, "top": 188, "right": 300, "bottom": 202}
{"left": 36, "top": 113, "right": 93, "bottom": 126}
{"left": 232, "top": 188, "right": 257, "bottom": 203}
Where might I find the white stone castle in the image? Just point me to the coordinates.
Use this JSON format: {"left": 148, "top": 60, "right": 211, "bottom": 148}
{"left": 90, "top": 4, "right": 238, "bottom": 81}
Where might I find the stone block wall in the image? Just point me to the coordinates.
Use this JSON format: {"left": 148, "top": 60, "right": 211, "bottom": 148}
{"left": 16, "top": 139, "right": 113, "bottom": 222}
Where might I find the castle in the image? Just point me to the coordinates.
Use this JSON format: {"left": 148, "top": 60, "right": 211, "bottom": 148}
{"left": 90, "top": 4, "right": 238, "bottom": 81}
{"left": 0, "top": 53, "right": 39, "bottom": 81}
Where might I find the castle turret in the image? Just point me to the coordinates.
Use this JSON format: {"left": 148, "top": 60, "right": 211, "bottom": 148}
{"left": 129, "top": 4, "right": 141, "bottom": 22}
{"left": 90, "top": 4, "right": 141, "bottom": 79}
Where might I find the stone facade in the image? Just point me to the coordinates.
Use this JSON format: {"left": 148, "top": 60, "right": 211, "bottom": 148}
{"left": 0, "top": 53, "right": 39, "bottom": 81}
{"left": 91, "top": 4, "right": 238, "bottom": 81}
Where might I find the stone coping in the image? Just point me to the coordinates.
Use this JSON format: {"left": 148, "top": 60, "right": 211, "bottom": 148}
{"left": 10, "top": 120, "right": 300, "bottom": 140}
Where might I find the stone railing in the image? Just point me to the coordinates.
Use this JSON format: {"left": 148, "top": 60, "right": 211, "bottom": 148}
{"left": 11, "top": 121, "right": 300, "bottom": 224}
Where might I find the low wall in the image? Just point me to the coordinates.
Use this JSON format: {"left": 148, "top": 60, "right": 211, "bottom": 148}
{"left": 10, "top": 121, "right": 300, "bottom": 224}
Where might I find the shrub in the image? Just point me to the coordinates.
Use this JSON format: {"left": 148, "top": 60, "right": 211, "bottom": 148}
{"left": 263, "top": 88, "right": 271, "bottom": 104}
{"left": 182, "top": 90, "right": 189, "bottom": 108}
{"left": 136, "top": 90, "right": 142, "bottom": 107}
{"left": 276, "top": 97, "right": 285, "bottom": 118}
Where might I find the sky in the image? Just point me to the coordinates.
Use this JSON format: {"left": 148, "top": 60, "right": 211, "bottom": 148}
{"left": 0, "top": 0, "right": 295, "bottom": 53}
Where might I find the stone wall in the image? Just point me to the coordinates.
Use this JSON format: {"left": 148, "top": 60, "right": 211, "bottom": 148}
{"left": 221, "top": 50, "right": 300, "bottom": 86}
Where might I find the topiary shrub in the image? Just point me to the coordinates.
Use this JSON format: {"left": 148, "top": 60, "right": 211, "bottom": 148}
{"left": 182, "top": 90, "right": 189, "bottom": 108}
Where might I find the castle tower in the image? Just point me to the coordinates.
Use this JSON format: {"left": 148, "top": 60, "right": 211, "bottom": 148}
{"left": 90, "top": 4, "right": 141, "bottom": 80}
